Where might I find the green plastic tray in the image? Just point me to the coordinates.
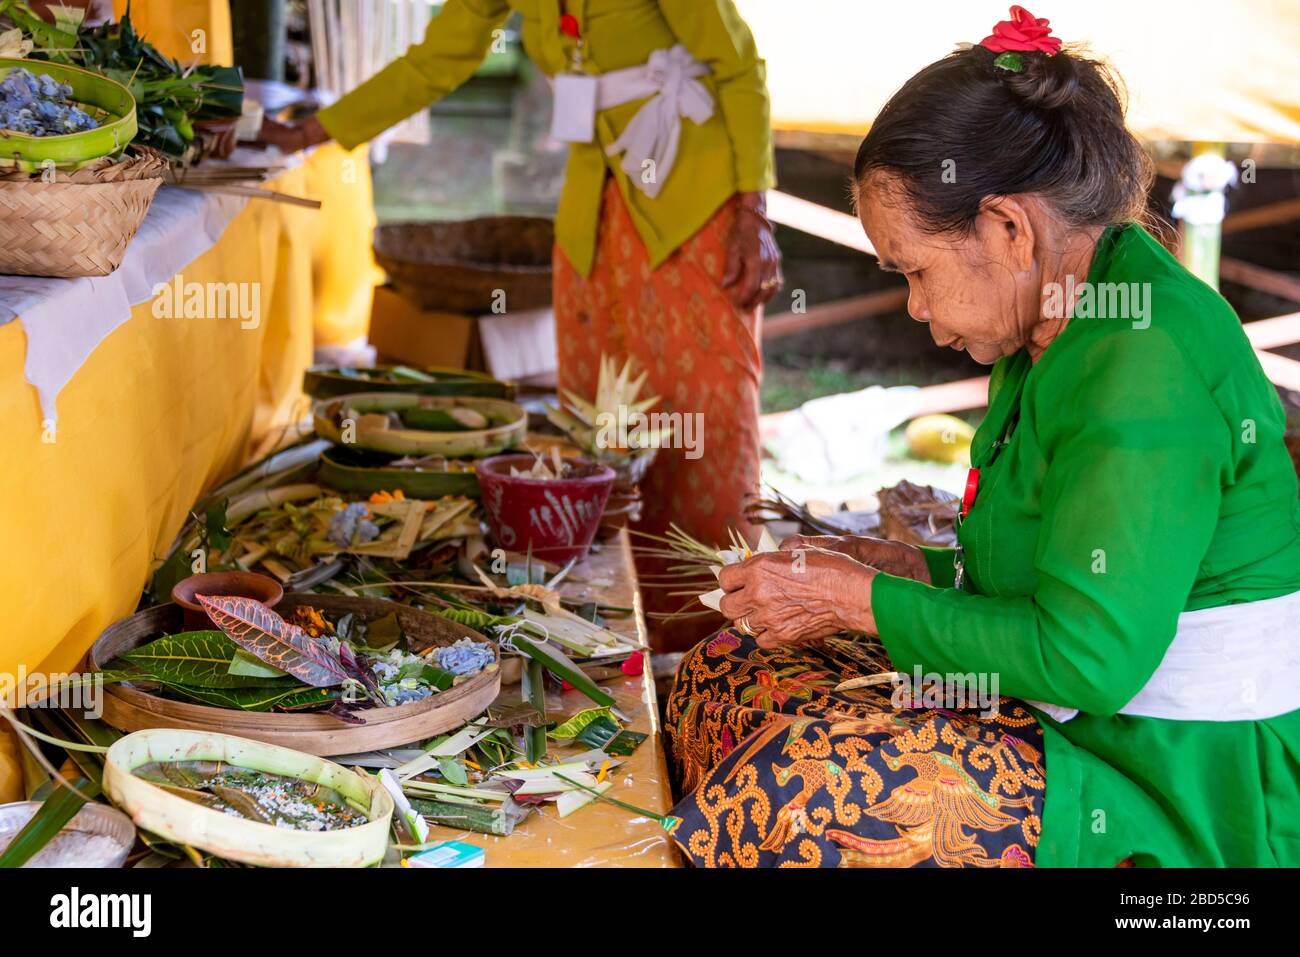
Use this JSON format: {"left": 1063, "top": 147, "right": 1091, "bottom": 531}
{"left": 0, "top": 58, "right": 137, "bottom": 166}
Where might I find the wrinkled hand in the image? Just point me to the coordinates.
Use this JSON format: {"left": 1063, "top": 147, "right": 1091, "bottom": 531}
{"left": 722, "top": 192, "right": 783, "bottom": 311}
{"left": 780, "top": 534, "right": 931, "bottom": 585}
{"left": 254, "top": 115, "right": 331, "bottom": 154}
{"left": 717, "top": 548, "right": 878, "bottom": 649}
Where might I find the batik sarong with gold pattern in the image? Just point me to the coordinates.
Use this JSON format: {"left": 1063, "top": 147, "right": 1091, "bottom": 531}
{"left": 665, "top": 629, "right": 1047, "bottom": 867}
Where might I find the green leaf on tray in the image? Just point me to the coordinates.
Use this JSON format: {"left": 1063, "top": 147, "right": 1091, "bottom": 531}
{"left": 438, "top": 606, "right": 519, "bottom": 631}
{"left": 117, "top": 631, "right": 300, "bottom": 689}
{"left": 521, "top": 657, "right": 548, "bottom": 764}
{"left": 227, "top": 649, "right": 291, "bottom": 681}
{"left": 512, "top": 635, "right": 616, "bottom": 709}
{"left": 400, "top": 408, "right": 487, "bottom": 432}
{"left": 407, "top": 797, "right": 528, "bottom": 836}
{"left": 419, "top": 665, "right": 454, "bottom": 692}
{"left": 160, "top": 683, "right": 332, "bottom": 712}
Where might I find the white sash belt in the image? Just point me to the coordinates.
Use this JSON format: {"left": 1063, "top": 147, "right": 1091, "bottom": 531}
{"left": 1028, "top": 588, "right": 1300, "bottom": 723}
{"left": 597, "top": 45, "right": 714, "bottom": 199}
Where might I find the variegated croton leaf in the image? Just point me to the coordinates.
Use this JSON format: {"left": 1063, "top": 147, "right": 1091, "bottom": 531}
{"left": 196, "top": 595, "right": 349, "bottom": 688}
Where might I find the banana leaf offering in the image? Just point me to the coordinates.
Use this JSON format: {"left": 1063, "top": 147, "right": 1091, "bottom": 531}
{"left": 132, "top": 761, "right": 366, "bottom": 831}
{"left": 313, "top": 393, "right": 527, "bottom": 458}
{"left": 304, "top": 364, "right": 514, "bottom": 400}
{"left": 103, "top": 729, "right": 394, "bottom": 866}
{"left": 151, "top": 486, "right": 479, "bottom": 599}
{"left": 320, "top": 446, "right": 481, "bottom": 500}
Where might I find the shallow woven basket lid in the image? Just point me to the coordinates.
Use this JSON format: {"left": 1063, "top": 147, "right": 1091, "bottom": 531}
{"left": 375, "top": 216, "right": 554, "bottom": 314}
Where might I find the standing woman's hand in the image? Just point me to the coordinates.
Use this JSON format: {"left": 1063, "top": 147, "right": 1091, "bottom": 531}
{"left": 255, "top": 115, "right": 333, "bottom": 154}
{"left": 723, "top": 191, "right": 783, "bottom": 311}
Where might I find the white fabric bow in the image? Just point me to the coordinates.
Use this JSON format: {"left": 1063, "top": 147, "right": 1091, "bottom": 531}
{"left": 602, "top": 44, "right": 714, "bottom": 199}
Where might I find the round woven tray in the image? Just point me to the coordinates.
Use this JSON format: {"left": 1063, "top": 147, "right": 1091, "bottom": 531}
{"left": 313, "top": 392, "right": 528, "bottom": 458}
{"left": 89, "top": 594, "right": 501, "bottom": 756}
{"left": 0, "top": 150, "right": 164, "bottom": 278}
{"left": 374, "top": 216, "right": 554, "bottom": 313}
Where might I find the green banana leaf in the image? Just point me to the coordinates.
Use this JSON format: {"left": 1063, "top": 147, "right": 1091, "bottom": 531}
{"left": 318, "top": 446, "right": 480, "bottom": 501}
{"left": 118, "top": 631, "right": 302, "bottom": 689}
{"left": 513, "top": 634, "right": 616, "bottom": 710}
{"left": 304, "top": 365, "right": 514, "bottom": 400}
{"left": 521, "top": 657, "right": 548, "bottom": 764}
{"left": 548, "top": 707, "right": 616, "bottom": 741}
{"left": 160, "top": 683, "right": 334, "bottom": 712}
{"left": 400, "top": 408, "right": 486, "bottom": 432}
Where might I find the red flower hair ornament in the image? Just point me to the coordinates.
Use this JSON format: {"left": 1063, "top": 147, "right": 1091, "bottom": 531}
{"left": 978, "top": 5, "right": 1061, "bottom": 73}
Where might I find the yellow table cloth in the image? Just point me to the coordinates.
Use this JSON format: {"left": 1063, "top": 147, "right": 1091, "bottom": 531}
{"left": 112, "top": 0, "right": 234, "bottom": 67}
{"left": 0, "top": 144, "right": 377, "bottom": 802}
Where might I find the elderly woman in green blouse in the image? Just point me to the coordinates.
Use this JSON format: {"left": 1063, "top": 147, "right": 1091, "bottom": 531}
{"left": 263, "top": 1, "right": 781, "bottom": 653}
{"left": 666, "top": 7, "right": 1300, "bottom": 868}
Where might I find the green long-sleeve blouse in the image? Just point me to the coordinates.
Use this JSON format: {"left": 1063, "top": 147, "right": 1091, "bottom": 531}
{"left": 873, "top": 223, "right": 1300, "bottom": 867}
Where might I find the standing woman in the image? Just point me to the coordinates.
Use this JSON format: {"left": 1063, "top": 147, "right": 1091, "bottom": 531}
{"left": 261, "top": 1, "right": 782, "bottom": 651}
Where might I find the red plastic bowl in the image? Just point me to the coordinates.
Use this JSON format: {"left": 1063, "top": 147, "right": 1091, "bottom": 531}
{"left": 476, "top": 454, "right": 616, "bottom": 563}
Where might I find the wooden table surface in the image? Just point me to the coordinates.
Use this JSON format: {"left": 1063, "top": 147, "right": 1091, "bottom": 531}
{"left": 418, "top": 529, "right": 682, "bottom": 867}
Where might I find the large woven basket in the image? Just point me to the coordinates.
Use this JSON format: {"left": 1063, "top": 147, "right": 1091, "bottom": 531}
{"left": 374, "top": 216, "right": 554, "bottom": 313}
{"left": 0, "top": 150, "right": 164, "bottom": 278}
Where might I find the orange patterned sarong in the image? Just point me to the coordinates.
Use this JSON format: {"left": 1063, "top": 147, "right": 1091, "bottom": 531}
{"left": 554, "top": 180, "right": 762, "bottom": 652}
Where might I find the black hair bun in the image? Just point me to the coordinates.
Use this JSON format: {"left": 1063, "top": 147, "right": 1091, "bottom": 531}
{"left": 1003, "top": 50, "right": 1080, "bottom": 110}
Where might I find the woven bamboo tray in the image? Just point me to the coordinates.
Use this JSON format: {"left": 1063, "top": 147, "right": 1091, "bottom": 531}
{"left": 303, "top": 364, "right": 515, "bottom": 400}
{"left": 0, "top": 150, "right": 164, "bottom": 277}
{"left": 89, "top": 594, "right": 501, "bottom": 756}
{"left": 374, "top": 216, "right": 553, "bottom": 313}
{"left": 313, "top": 392, "right": 528, "bottom": 458}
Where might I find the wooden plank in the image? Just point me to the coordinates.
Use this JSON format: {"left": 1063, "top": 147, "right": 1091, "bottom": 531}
{"left": 764, "top": 288, "right": 909, "bottom": 339}
{"left": 907, "top": 376, "right": 991, "bottom": 415}
{"left": 1221, "top": 258, "right": 1300, "bottom": 303}
{"left": 766, "top": 189, "right": 876, "bottom": 255}
{"left": 1256, "top": 351, "right": 1300, "bottom": 392}
{"left": 1243, "top": 311, "right": 1300, "bottom": 349}
{"left": 1222, "top": 197, "right": 1300, "bottom": 235}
